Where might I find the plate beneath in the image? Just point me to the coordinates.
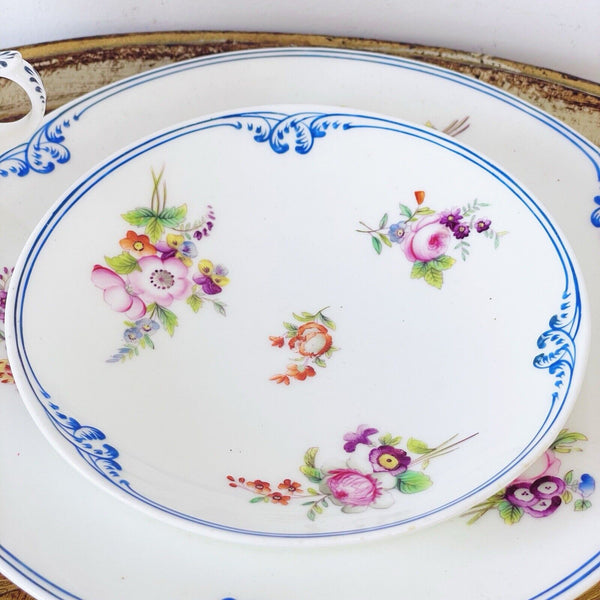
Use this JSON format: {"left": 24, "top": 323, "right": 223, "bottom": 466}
{"left": 6, "top": 105, "right": 589, "bottom": 541}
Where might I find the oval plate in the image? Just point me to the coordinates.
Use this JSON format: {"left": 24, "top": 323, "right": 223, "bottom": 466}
{"left": 5, "top": 104, "right": 590, "bottom": 542}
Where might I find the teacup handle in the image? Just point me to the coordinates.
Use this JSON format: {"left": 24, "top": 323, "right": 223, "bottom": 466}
{"left": 0, "top": 50, "right": 46, "bottom": 153}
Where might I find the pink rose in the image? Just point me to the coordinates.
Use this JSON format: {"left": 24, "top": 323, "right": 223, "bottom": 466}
{"left": 512, "top": 450, "right": 561, "bottom": 485}
{"left": 324, "top": 468, "right": 382, "bottom": 507}
{"left": 403, "top": 214, "right": 451, "bottom": 262}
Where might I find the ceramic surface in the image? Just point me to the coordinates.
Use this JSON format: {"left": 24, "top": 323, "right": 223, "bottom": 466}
{"left": 0, "top": 47, "right": 599, "bottom": 597}
{"left": 7, "top": 106, "right": 588, "bottom": 541}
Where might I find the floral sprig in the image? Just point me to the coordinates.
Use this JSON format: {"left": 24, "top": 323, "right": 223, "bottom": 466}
{"left": 228, "top": 425, "right": 477, "bottom": 521}
{"left": 463, "top": 429, "right": 595, "bottom": 525}
{"left": 269, "top": 307, "right": 338, "bottom": 385}
{"left": 0, "top": 266, "right": 14, "bottom": 384}
{"left": 357, "top": 191, "right": 507, "bottom": 289}
{"left": 92, "top": 168, "right": 229, "bottom": 363}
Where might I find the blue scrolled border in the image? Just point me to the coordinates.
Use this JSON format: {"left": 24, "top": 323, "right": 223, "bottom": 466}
{"left": 11, "top": 109, "right": 585, "bottom": 542}
{"left": 3, "top": 47, "right": 598, "bottom": 599}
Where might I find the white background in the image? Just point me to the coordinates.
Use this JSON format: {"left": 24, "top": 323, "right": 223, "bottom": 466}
{"left": 1, "top": 0, "right": 599, "bottom": 84}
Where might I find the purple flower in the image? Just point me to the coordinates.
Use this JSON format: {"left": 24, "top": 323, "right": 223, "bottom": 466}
{"left": 343, "top": 424, "right": 378, "bottom": 453}
{"left": 475, "top": 218, "right": 491, "bottom": 233}
{"left": 531, "top": 475, "right": 566, "bottom": 498}
{"left": 193, "top": 274, "right": 223, "bottom": 295}
{"left": 0, "top": 290, "right": 7, "bottom": 324}
{"left": 194, "top": 219, "right": 214, "bottom": 241}
{"left": 505, "top": 476, "right": 565, "bottom": 518}
{"left": 578, "top": 474, "right": 596, "bottom": 498}
{"left": 439, "top": 209, "right": 463, "bottom": 230}
{"left": 135, "top": 318, "right": 160, "bottom": 336}
{"left": 453, "top": 223, "right": 470, "bottom": 239}
{"left": 368, "top": 445, "right": 411, "bottom": 475}
{"left": 388, "top": 222, "right": 407, "bottom": 243}
{"left": 124, "top": 327, "right": 143, "bottom": 343}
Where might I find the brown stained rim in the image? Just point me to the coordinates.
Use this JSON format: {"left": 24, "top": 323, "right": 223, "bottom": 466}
{"left": 14, "top": 30, "right": 600, "bottom": 97}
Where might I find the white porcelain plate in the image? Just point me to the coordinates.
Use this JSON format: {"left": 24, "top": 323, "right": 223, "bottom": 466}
{"left": 5, "top": 104, "right": 589, "bottom": 541}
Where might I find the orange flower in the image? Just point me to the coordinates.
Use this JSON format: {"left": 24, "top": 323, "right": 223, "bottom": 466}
{"left": 119, "top": 230, "right": 156, "bottom": 258}
{"left": 278, "top": 479, "right": 303, "bottom": 494}
{"left": 268, "top": 492, "right": 291, "bottom": 505}
{"left": 414, "top": 190, "right": 425, "bottom": 205}
{"left": 0, "top": 359, "right": 13, "bottom": 384}
{"left": 246, "top": 479, "right": 271, "bottom": 494}
{"left": 270, "top": 374, "right": 290, "bottom": 385}
{"left": 288, "top": 322, "right": 332, "bottom": 358}
{"left": 286, "top": 364, "right": 316, "bottom": 381}
{"left": 269, "top": 336, "right": 285, "bottom": 348}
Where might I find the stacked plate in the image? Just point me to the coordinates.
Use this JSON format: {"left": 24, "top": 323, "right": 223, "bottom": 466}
{"left": 0, "top": 46, "right": 598, "bottom": 599}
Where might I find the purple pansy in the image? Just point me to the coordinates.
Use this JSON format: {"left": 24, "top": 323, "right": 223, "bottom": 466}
{"left": 505, "top": 475, "right": 565, "bottom": 518}
{"left": 368, "top": 445, "right": 411, "bottom": 475}
{"left": 343, "top": 424, "right": 379, "bottom": 453}
{"left": 439, "top": 209, "right": 463, "bottom": 230}
{"left": 124, "top": 327, "right": 143, "bottom": 343}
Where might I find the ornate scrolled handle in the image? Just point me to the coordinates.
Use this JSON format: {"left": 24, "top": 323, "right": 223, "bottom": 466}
{"left": 0, "top": 50, "right": 46, "bottom": 153}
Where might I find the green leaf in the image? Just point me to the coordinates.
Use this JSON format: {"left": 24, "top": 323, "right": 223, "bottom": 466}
{"left": 307, "top": 509, "right": 316, "bottom": 521}
{"left": 411, "top": 261, "right": 428, "bottom": 280}
{"left": 379, "top": 433, "right": 402, "bottom": 447}
{"left": 313, "top": 503, "right": 323, "bottom": 514}
{"left": 300, "top": 465, "right": 323, "bottom": 483}
{"left": 431, "top": 255, "right": 456, "bottom": 271}
{"left": 145, "top": 217, "right": 164, "bottom": 243}
{"left": 561, "top": 490, "right": 573, "bottom": 504}
{"left": 157, "top": 204, "right": 187, "bottom": 227}
{"left": 551, "top": 430, "right": 588, "bottom": 448}
{"left": 283, "top": 321, "right": 298, "bottom": 334}
{"left": 104, "top": 252, "right": 141, "bottom": 274}
{"left": 574, "top": 499, "right": 592, "bottom": 512}
{"left": 414, "top": 206, "right": 436, "bottom": 216}
{"left": 371, "top": 235, "right": 383, "bottom": 254}
{"left": 186, "top": 294, "right": 203, "bottom": 313}
{"left": 152, "top": 304, "right": 178, "bottom": 336}
{"left": 213, "top": 301, "right": 227, "bottom": 317}
{"left": 292, "top": 312, "right": 313, "bottom": 323}
{"left": 396, "top": 470, "right": 433, "bottom": 494}
{"left": 249, "top": 496, "right": 265, "bottom": 504}
{"left": 307, "top": 487, "right": 319, "bottom": 496}
{"left": 424, "top": 265, "right": 443, "bottom": 289}
{"left": 564, "top": 470, "right": 574, "bottom": 485}
{"left": 498, "top": 500, "right": 523, "bottom": 524}
{"left": 314, "top": 357, "right": 327, "bottom": 368}
{"left": 319, "top": 312, "right": 336, "bottom": 330}
{"left": 399, "top": 203, "right": 413, "bottom": 219}
{"left": 407, "top": 438, "right": 431, "bottom": 454}
{"left": 121, "top": 207, "right": 156, "bottom": 226}
{"left": 322, "top": 498, "right": 328, "bottom": 508}
{"left": 379, "top": 233, "right": 393, "bottom": 248}
{"left": 303, "top": 447, "right": 319, "bottom": 468}
{"left": 378, "top": 213, "right": 389, "bottom": 229}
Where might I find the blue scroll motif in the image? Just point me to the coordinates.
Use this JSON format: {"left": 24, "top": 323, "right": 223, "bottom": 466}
{"left": 533, "top": 286, "right": 580, "bottom": 408}
{"left": 0, "top": 116, "right": 72, "bottom": 177}
{"left": 43, "top": 398, "right": 126, "bottom": 485}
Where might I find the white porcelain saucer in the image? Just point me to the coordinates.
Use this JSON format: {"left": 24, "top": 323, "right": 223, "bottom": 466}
{"left": 0, "top": 47, "right": 598, "bottom": 597}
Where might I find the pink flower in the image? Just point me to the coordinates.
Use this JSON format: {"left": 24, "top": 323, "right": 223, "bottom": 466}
{"left": 403, "top": 214, "right": 452, "bottom": 262}
{"left": 128, "top": 255, "right": 192, "bottom": 307}
{"left": 326, "top": 469, "right": 381, "bottom": 507}
{"left": 91, "top": 265, "right": 146, "bottom": 319}
{"left": 511, "top": 450, "right": 561, "bottom": 486}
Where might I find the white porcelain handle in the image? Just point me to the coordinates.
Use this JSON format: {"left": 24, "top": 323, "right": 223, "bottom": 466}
{"left": 0, "top": 50, "right": 46, "bottom": 153}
